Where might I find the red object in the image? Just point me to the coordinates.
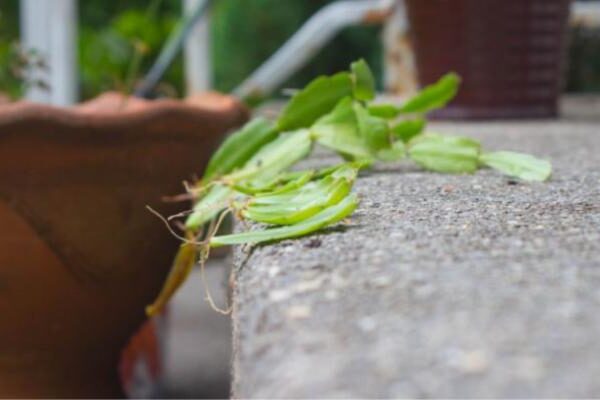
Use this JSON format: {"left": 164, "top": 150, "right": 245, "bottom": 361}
{"left": 119, "top": 314, "right": 166, "bottom": 398}
{"left": 406, "top": 0, "right": 572, "bottom": 119}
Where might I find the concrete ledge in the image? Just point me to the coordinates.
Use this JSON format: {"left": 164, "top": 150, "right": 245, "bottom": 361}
{"left": 231, "top": 119, "right": 600, "bottom": 397}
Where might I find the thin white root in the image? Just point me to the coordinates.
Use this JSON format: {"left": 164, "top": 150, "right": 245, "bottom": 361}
{"left": 198, "top": 209, "right": 233, "bottom": 315}
{"left": 145, "top": 205, "right": 205, "bottom": 246}
{"left": 199, "top": 246, "right": 232, "bottom": 315}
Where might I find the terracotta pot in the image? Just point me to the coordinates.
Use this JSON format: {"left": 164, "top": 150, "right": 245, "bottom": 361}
{"left": 0, "top": 92, "right": 247, "bottom": 398}
{"left": 406, "top": 0, "right": 571, "bottom": 119}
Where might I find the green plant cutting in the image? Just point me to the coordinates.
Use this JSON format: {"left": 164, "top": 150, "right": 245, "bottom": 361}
{"left": 146, "top": 59, "right": 552, "bottom": 316}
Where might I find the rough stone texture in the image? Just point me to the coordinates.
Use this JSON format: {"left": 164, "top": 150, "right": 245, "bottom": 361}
{"left": 231, "top": 117, "right": 600, "bottom": 398}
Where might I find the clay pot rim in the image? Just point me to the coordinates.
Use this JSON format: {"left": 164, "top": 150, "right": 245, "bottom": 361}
{"left": 0, "top": 91, "right": 249, "bottom": 141}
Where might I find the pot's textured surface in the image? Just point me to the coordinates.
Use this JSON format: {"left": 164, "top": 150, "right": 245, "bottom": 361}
{"left": 406, "top": 0, "right": 571, "bottom": 119}
{"left": 0, "top": 92, "right": 247, "bottom": 398}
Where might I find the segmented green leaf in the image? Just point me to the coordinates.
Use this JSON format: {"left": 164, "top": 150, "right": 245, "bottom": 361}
{"left": 391, "top": 119, "right": 426, "bottom": 143}
{"left": 479, "top": 151, "right": 552, "bottom": 182}
{"left": 203, "top": 118, "right": 278, "bottom": 179}
{"left": 232, "top": 170, "right": 313, "bottom": 195}
{"left": 351, "top": 59, "right": 375, "bottom": 101}
{"left": 249, "top": 176, "right": 338, "bottom": 207}
{"left": 227, "top": 129, "right": 313, "bottom": 183}
{"left": 243, "top": 177, "right": 351, "bottom": 225}
{"left": 309, "top": 161, "right": 369, "bottom": 181}
{"left": 261, "top": 171, "right": 315, "bottom": 195}
{"left": 329, "top": 162, "right": 364, "bottom": 180}
{"left": 410, "top": 133, "right": 480, "bottom": 149}
{"left": 354, "top": 103, "right": 390, "bottom": 152}
{"left": 400, "top": 73, "right": 460, "bottom": 114}
{"left": 210, "top": 194, "right": 359, "bottom": 247}
{"left": 185, "top": 184, "right": 234, "bottom": 229}
{"left": 277, "top": 72, "right": 354, "bottom": 131}
{"left": 377, "top": 140, "right": 406, "bottom": 162}
{"left": 367, "top": 103, "right": 401, "bottom": 119}
{"left": 408, "top": 133, "right": 481, "bottom": 174}
{"left": 312, "top": 98, "right": 373, "bottom": 160}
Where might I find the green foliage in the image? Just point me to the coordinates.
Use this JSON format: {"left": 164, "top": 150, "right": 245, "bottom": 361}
{"left": 210, "top": 194, "right": 358, "bottom": 247}
{"left": 351, "top": 58, "right": 375, "bottom": 101}
{"left": 479, "top": 151, "right": 552, "bottom": 182}
{"left": 391, "top": 119, "right": 426, "bottom": 142}
{"left": 0, "top": 0, "right": 26, "bottom": 99}
{"left": 79, "top": 4, "right": 183, "bottom": 99}
{"left": 186, "top": 129, "right": 313, "bottom": 229}
{"left": 184, "top": 184, "right": 233, "bottom": 230}
{"left": 140, "top": 59, "right": 552, "bottom": 315}
{"left": 0, "top": 42, "right": 26, "bottom": 99}
{"left": 242, "top": 174, "right": 353, "bottom": 225}
{"left": 408, "top": 133, "right": 481, "bottom": 174}
{"left": 277, "top": 72, "right": 354, "bottom": 131}
{"left": 400, "top": 72, "right": 461, "bottom": 114}
{"left": 376, "top": 141, "right": 406, "bottom": 162}
{"left": 227, "top": 129, "right": 313, "bottom": 183}
{"left": 312, "top": 98, "right": 373, "bottom": 160}
{"left": 203, "top": 117, "right": 278, "bottom": 180}
{"left": 367, "top": 104, "right": 401, "bottom": 119}
{"left": 354, "top": 102, "right": 390, "bottom": 153}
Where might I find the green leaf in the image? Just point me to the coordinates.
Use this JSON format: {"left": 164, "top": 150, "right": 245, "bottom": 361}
{"left": 232, "top": 170, "right": 314, "bottom": 195}
{"left": 408, "top": 133, "right": 481, "bottom": 174}
{"left": 260, "top": 171, "right": 315, "bottom": 195}
{"left": 243, "top": 176, "right": 352, "bottom": 225}
{"left": 351, "top": 59, "right": 375, "bottom": 101}
{"left": 400, "top": 73, "right": 460, "bottom": 114}
{"left": 377, "top": 140, "right": 406, "bottom": 162}
{"left": 277, "top": 72, "right": 354, "bottom": 131}
{"left": 210, "top": 194, "right": 359, "bottom": 247}
{"left": 354, "top": 103, "right": 390, "bottom": 152}
{"left": 249, "top": 177, "right": 343, "bottom": 208}
{"left": 367, "top": 103, "right": 401, "bottom": 119}
{"left": 312, "top": 98, "right": 373, "bottom": 160}
{"left": 227, "top": 129, "right": 313, "bottom": 183}
{"left": 185, "top": 184, "right": 234, "bottom": 229}
{"left": 329, "top": 162, "right": 364, "bottom": 180}
{"left": 203, "top": 118, "right": 278, "bottom": 180}
{"left": 391, "top": 119, "right": 426, "bottom": 143}
{"left": 310, "top": 161, "right": 370, "bottom": 181}
{"left": 479, "top": 151, "right": 552, "bottom": 182}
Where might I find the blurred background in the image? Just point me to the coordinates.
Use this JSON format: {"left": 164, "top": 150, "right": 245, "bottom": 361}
{"left": 1, "top": 0, "right": 600, "bottom": 398}
{"left": 1, "top": 0, "right": 598, "bottom": 104}
{"left": 0, "top": 0, "right": 385, "bottom": 102}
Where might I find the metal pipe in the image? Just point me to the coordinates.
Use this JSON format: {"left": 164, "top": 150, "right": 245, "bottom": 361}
{"left": 234, "top": 0, "right": 396, "bottom": 100}
{"left": 135, "top": 0, "right": 212, "bottom": 98}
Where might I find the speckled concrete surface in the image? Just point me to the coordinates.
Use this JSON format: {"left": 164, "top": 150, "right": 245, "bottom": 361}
{"left": 231, "top": 120, "right": 600, "bottom": 398}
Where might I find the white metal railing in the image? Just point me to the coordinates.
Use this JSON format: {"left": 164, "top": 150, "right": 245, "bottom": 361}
{"left": 183, "top": 0, "right": 212, "bottom": 94}
{"left": 20, "top": 0, "right": 77, "bottom": 105}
